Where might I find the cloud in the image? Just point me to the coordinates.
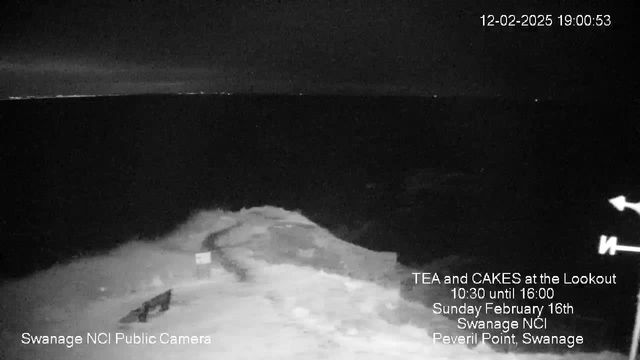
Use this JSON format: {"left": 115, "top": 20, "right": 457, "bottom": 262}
{"left": 0, "top": 59, "right": 118, "bottom": 75}
{"left": 0, "top": 55, "right": 251, "bottom": 97}
{"left": 0, "top": 57, "right": 225, "bottom": 77}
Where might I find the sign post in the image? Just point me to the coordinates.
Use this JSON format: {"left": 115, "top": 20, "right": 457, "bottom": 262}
{"left": 195, "top": 251, "right": 212, "bottom": 279}
{"left": 600, "top": 195, "right": 640, "bottom": 360}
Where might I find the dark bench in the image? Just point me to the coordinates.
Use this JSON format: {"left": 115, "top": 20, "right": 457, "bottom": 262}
{"left": 138, "top": 289, "right": 172, "bottom": 322}
{"left": 119, "top": 289, "right": 172, "bottom": 323}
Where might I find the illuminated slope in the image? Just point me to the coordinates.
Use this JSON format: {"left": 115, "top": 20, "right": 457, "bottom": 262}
{"left": 0, "top": 207, "right": 625, "bottom": 360}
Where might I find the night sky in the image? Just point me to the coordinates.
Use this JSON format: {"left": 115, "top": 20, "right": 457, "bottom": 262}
{"left": 1, "top": 0, "right": 638, "bottom": 99}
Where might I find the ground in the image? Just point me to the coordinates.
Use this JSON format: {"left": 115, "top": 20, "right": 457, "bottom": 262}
{"left": 0, "top": 207, "right": 627, "bottom": 359}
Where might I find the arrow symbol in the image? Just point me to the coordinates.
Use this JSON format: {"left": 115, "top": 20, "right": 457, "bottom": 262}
{"left": 609, "top": 196, "right": 640, "bottom": 215}
{"left": 599, "top": 235, "right": 640, "bottom": 256}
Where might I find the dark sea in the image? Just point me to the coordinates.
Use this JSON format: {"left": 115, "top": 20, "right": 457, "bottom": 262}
{"left": 2, "top": 94, "right": 639, "bottom": 350}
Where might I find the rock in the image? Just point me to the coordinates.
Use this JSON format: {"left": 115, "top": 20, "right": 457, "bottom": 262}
{"left": 202, "top": 208, "right": 398, "bottom": 284}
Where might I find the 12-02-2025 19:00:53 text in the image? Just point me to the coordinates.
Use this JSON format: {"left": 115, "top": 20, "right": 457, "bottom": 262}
{"left": 481, "top": 14, "right": 612, "bottom": 27}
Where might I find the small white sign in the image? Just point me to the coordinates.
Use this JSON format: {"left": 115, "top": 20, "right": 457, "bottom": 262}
{"left": 195, "top": 251, "right": 212, "bottom": 265}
